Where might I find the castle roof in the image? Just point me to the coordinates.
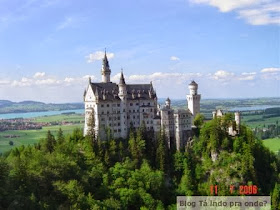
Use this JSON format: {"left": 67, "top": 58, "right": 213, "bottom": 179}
{"left": 174, "top": 109, "right": 192, "bottom": 114}
{"left": 189, "top": 80, "right": 198, "bottom": 86}
{"left": 90, "top": 82, "right": 156, "bottom": 101}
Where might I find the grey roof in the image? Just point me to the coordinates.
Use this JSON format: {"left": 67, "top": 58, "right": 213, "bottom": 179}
{"left": 119, "top": 71, "right": 125, "bottom": 85}
{"left": 174, "top": 109, "right": 192, "bottom": 114}
{"left": 189, "top": 80, "right": 198, "bottom": 86}
{"left": 90, "top": 82, "right": 157, "bottom": 101}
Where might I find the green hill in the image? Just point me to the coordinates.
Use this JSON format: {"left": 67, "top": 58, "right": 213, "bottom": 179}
{"left": 0, "top": 100, "right": 83, "bottom": 114}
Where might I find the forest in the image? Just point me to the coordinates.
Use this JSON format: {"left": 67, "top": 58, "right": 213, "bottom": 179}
{"left": 0, "top": 114, "right": 279, "bottom": 209}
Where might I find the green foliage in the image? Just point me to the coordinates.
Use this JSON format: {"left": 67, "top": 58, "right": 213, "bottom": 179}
{"left": 272, "top": 183, "right": 280, "bottom": 210}
{"left": 194, "top": 113, "right": 205, "bottom": 128}
{"left": 0, "top": 118, "right": 279, "bottom": 209}
{"left": 43, "top": 130, "right": 56, "bottom": 153}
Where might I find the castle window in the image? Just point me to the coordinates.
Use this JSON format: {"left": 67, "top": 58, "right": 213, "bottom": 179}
{"left": 118, "top": 129, "right": 121, "bottom": 132}
{"left": 109, "top": 117, "right": 111, "bottom": 120}
{"left": 107, "top": 111, "right": 109, "bottom": 114}
{"left": 136, "top": 103, "right": 139, "bottom": 105}
{"left": 133, "top": 110, "right": 135, "bottom": 113}
{"left": 130, "top": 103, "right": 133, "bottom": 106}
{"left": 101, "top": 111, "right": 104, "bottom": 114}
{"left": 107, "top": 104, "right": 110, "bottom": 107}
{"left": 118, "top": 117, "right": 120, "bottom": 120}
{"left": 148, "top": 102, "right": 150, "bottom": 105}
{"left": 133, "top": 116, "right": 135, "bottom": 119}
{"left": 109, "top": 123, "right": 111, "bottom": 126}
{"left": 137, "top": 110, "right": 139, "bottom": 112}
{"left": 118, "top": 123, "right": 120, "bottom": 126}
{"left": 123, "top": 109, "right": 125, "bottom": 112}
{"left": 143, "top": 109, "right": 144, "bottom": 112}
{"left": 117, "top": 104, "right": 120, "bottom": 107}
{"left": 129, "top": 110, "right": 131, "bottom": 113}
{"left": 150, "top": 109, "right": 152, "bottom": 112}
{"left": 101, "top": 104, "right": 104, "bottom": 107}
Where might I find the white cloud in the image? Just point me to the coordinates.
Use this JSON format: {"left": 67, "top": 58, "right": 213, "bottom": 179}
{"left": 260, "top": 67, "right": 280, "bottom": 80}
{"left": 190, "top": 0, "right": 262, "bottom": 12}
{"left": 212, "top": 70, "right": 234, "bottom": 80}
{"left": 33, "top": 72, "right": 46, "bottom": 78}
{"left": 239, "top": 2, "right": 280, "bottom": 25}
{"left": 261, "top": 67, "right": 280, "bottom": 73}
{"left": 170, "top": 56, "right": 180, "bottom": 61}
{"left": 86, "top": 51, "right": 114, "bottom": 63}
{"left": 11, "top": 77, "right": 33, "bottom": 87}
{"left": 238, "top": 72, "right": 256, "bottom": 80}
{"left": 35, "top": 78, "right": 58, "bottom": 85}
{"left": 0, "top": 80, "right": 10, "bottom": 85}
{"left": 190, "top": 0, "right": 280, "bottom": 25}
{"left": 111, "top": 72, "right": 203, "bottom": 86}
{"left": 64, "top": 77, "right": 75, "bottom": 83}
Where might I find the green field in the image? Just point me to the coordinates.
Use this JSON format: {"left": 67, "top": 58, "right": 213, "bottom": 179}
{"left": 33, "top": 114, "right": 84, "bottom": 123}
{"left": 242, "top": 115, "right": 280, "bottom": 128}
{"left": 262, "top": 138, "right": 280, "bottom": 153}
{"left": 0, "top": 114, "right": 84, "bottom": 154}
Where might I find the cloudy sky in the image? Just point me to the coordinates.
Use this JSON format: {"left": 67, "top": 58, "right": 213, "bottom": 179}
{"left": 0, "top": 0, "right": 279, "bottom": 103}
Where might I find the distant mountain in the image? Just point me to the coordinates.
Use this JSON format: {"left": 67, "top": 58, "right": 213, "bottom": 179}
{"left": 0, "top": 100, "right": 84, "bottom": 114}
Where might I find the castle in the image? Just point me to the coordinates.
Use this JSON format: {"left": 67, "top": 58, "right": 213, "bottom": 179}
{"left": 83, "top": 52, "right": 201, "bottom": 150}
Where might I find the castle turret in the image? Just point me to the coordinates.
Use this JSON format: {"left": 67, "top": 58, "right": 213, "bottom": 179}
{"left": 118, "top": 70, "right": 127, "bottom": 99}
{"left": 101, "top": 50, "right": 111, "bottom": 83}
{"left": 235, "top": 111, "right": 241, "bottom": 133}
{"left": 186, "top": 80, "right": 201, "bottom": 120}
{"left": 165, "top": 97, "right": 171, "bottom": 109}
{"left": 118, "top": 70, "right": 128, "bottom": 138}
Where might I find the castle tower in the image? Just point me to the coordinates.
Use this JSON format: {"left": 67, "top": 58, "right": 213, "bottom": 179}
{"left": 235, "top": 111, "right": 241, "bottom": 133}
{"left": 165, "top": 97, "right": 171, "bottom": 109}
{"left": 186, "top": 80, "right": 201, "bottom": 119}
{"left": 118, "top": 70, "right": 128, "bottom": 138}
{"left": 101, "top": 50, "right": 111, "bottom": 83}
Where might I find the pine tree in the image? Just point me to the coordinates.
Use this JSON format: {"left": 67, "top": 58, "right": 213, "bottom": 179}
{"left": 156, "top": 130, "right": 167, "bottom": 172}
{"left": 128, "top": 129, "right": 145, "bottom": 166}
{"left": 86, "top": 110, "right": 95, "bottom": 142}
{"left": 57, "top": 128, "right": 65, "bottom": 145}
{"left": 44, "top": 130, "right": 56, "bottom": 153}
{"left": 272, "top": 183, "right": 280, "bottom": 210}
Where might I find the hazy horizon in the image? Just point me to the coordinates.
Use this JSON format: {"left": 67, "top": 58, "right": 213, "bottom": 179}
{"left": 1, "top": 96, "right": 280, "bottom": 105}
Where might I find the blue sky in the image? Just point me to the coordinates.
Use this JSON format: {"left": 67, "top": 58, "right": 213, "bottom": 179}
{"left": 0, "top": 0, "right": 279, "bottom": 102}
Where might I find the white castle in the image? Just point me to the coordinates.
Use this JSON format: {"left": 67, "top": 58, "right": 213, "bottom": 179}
{"left": 83, "top": 52, "right": 201, "bottom": 150}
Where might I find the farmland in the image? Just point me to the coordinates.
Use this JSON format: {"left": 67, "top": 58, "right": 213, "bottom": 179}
{"left": 262, "top": 137, "right": 280, "bottom": 153}
{"left": 0, "top": 114, "right": 83, "bottom": 154}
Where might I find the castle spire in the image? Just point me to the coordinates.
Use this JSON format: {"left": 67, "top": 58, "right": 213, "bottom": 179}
{"left": 119, "top": 69, "right": 126, "bottom": 85}
{"left": 101, "top": 49, "right": 111, "bottom": 83}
